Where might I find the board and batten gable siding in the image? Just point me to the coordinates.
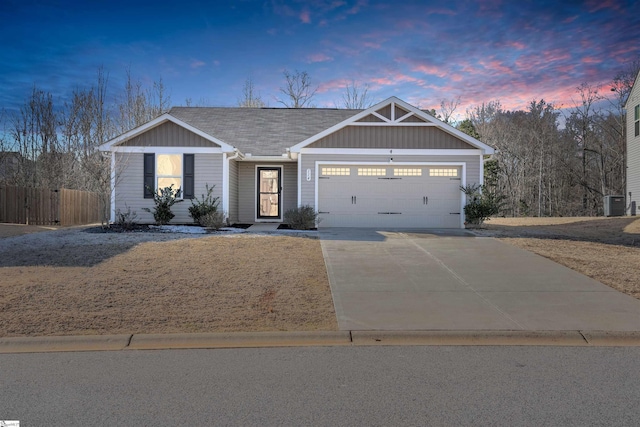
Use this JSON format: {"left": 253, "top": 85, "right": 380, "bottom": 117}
{"left": 237, "top": 162, "right": 297, "bottom": 223}
{"left": 298, "top": 153, "right": 482, "bottom": 208}
{"left": 307, "top": 126, "right": 475, "bottom": 150}
{"left": 114, "top": 152, "right": 223, "bottom": 223}
{"left": 120, "top": 122, "right": 219, "bottom": 147}
{"left": 627, "top": 81, "right": 640, "bottom": 215}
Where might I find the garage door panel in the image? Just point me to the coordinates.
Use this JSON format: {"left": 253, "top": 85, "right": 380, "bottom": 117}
{"left": 318, "top": 165, "right": 462, "bottom": 228}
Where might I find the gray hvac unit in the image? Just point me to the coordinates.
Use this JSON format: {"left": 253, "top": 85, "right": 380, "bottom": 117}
{"left": 603, "top": 195, "right": 625, "bottom": 217}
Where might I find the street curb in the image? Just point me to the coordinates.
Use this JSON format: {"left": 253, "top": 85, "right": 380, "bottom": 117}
{"left": 351, "top": 330, "right": 590, "bottom": 346}
{"left": 581, "top": 331, "right": 640, "bottom": 346}
{"left": 127, "top": 331, "right": 352, "bottom": 350}
{"left": 0, "top": 334, "right": 131, "bottom": 353}
{"left": 2, "top": 330, "right": 640, "bottom": 354}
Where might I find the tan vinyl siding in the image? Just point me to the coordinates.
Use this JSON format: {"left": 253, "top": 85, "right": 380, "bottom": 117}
{"left": 395, "top": 105, "right": 409, "bottom": 118}
{"left": 120, "top": 122, "right": 219, "bottom": 147}
{"left": 299, "top": 153, "right": 482, "bottom": 208}
{"left": 308, "top": 126, "right": 474, "bottom": 149}
{"left": 282, "top": 163, "right": 298, "bottom": 213}
{"left": 228, "top": 159, "right": 239, "bottom": 222}
{"left": 237, "top": 162, "right": 297, "bottom": 223}
{"left": 114, "top": 152, "right": 223, "bottom": 224}
{"left": 403, "top": 114, "right": 428, "bottom": 123}
{"left": 376, "top": 105, "right": 392, "bottom": 120}
{"left": 357, "top": 114, "right": 384, "bottom": 122}
{"left": 627, "top": 80, "right": 640, "bottom": 215}
{"left": 237, "top": 163, "right": 255, "bottom": 223}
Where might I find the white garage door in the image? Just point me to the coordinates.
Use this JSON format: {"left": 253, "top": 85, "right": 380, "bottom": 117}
{"left": 317, "top": 165, "right": 462, "bottom": 228}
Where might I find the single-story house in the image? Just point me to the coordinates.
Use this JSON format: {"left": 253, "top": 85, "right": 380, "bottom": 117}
{"left": 626, "top": 69, "right": 640, "bottom": 216}
{"left": 99, "top": 96, "right": 494, "bottom": 228}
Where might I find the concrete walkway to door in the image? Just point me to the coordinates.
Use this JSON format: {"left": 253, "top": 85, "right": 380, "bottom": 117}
{"left": 319, "top": 228, "right": 640, "bottom": 331}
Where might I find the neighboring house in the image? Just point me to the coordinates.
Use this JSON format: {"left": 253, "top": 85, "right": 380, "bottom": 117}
{"left": 99, "top": 96, "right": 494, "bottom": 228}
{"left": 627, "top": 69, "right": 640, "bottom": 216}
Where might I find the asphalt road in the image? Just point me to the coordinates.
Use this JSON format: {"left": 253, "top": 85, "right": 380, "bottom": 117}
{"left": 2, "top": 346, "right": 640, "bottom": 426}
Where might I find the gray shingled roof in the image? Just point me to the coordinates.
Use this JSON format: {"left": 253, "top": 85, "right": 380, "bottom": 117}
{"left": 169, "top": 107, "right": 362, "bottom": 156}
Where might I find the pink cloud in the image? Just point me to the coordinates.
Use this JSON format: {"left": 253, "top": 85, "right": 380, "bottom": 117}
{"left": 582, "top": 56, "right": 602, "bottom": 64}
{"left": 412, "top": 64, "right": 448, "bottom": 78}
{"left": 478, "top": 59, "right": 514, "bottom": 75}
{"left": 300, "top": 9, "right": 311, "bottom": 23}
{"left": 346, "top": 0, "right": 367, "bottom": 15}
{"left": 362, "top": 41, "right": 381, "bottom": 49}
{"left": 190, "top": 59, "right": 205, "bottom": 69}
{"left": 317, "top": 78, "right": 350, "bottom": 93}
{"left": 307, "top": 53, "right": 333, "bottom": 63}
{"left": 586, "top": 0, "right": 621, "bottom": 13}
{"left": 426, "top": 8, "right": 457, "bottom": 16}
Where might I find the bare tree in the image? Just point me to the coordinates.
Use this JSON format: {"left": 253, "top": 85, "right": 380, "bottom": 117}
{"left": 10, "top": 86, "right": 60, "bottom": 188}
{"left": 439, "top": 96, "right": 461, "bottom": 124}
{"left": 341, "top": 81, "right": 373, "bottom": 109}
{"left": 277, "top": 69, "right": 317, "bottom": 108}
{"left": 238, "top": 76, "right": 265, "bottom": 108}
{"left": 117, "top": 68, "right": 170, "bottom": 133}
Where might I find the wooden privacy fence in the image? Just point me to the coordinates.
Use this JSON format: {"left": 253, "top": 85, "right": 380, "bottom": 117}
{"left": 0, "top": 186, "right": 104, "bottom": 226}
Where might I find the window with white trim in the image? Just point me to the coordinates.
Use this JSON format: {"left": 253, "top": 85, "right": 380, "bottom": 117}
{"left": 143, "top": 153, "right": 194, "bottom": 199}
{"left": 157, "top": 154, "right": 183, "bottom": 192}
{"left": 394, "top": 168, "right": 422, "bottom": 176}
{"left": 321, "top": 167, "right": 350, "bottom": 176}
{"left": 358, "top": 168, "right": 386, "bottom": 176}
{"left": 635, "top": 105, "right": 639, "bottom": 137}
{"left": 429, "top": 168, "right": 458, "bottom": 177}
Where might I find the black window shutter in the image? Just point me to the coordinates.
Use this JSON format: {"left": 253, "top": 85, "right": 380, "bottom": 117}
{"left": 183, "top": 154, "right": 195, "bottom": 199}
{"left": 143, "top": 153, "right": 155, "bottom": 198}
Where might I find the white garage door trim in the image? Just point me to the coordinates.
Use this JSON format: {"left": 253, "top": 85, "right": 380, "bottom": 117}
{"left": 314, "top": 161, "right": 467, "bottom": 228}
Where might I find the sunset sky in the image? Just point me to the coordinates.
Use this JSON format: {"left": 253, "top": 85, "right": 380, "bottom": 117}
{"left": 1, "top": 0, "right": 638, "bottom": 121}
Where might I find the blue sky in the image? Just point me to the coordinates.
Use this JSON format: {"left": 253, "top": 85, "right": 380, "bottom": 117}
{"left": 1, "top": 0, "right": 638, "bottom": 120}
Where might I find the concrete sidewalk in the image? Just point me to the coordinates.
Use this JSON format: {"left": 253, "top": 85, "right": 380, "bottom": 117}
{"left": 320, "top": 228, "right": 640, "bottom": 331}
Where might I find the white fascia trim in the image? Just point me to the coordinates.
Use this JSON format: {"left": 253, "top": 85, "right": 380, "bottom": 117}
{"left": 300, "top": 148, "right": 482, "bottom": 156}
{"left": 349, "top": 122, "right": 437, "bottom": 126}
{"left": 99, "top": 114, "right": 235, "bottom": 152}
{"left": 112, "top": 146, "right": 225, "bottom": 154}
{"left": 313, "top": 160, "right": 467, "bottom": 217}
{"left": 110, "top": 152, "right": 116, "bottom": 223}
{"left": 222, "top": 154, "right": 229, "bottom": 219}
{"left": 239, "top": 156, "right": 297, "bottom": 162}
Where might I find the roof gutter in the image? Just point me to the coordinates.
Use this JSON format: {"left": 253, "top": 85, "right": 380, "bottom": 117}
{"left": 227, "top": 148, "right": 244, "bottom": 161}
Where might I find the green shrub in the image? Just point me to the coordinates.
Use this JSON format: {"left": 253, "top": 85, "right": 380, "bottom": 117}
{"left": 114, "top": 205, "right": 138, "bottom": 230}
{"left": 199, "top": 210, "right": 226, "bottom": 230}
{"left": 284, "top": 205, "right": 319, "bottom": 230}
{"left": 461, "top": 184, "right": 502, "bottom": 226}
{"left": 141, "top": 185, "right": 183, "bottom": 225}
{"left": 188, "top": 184, "right": 220, "bottom": 224}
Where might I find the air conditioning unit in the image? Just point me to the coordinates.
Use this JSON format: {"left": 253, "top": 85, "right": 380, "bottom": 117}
{"left": 603, "top": 195, "right": 625, "bottom": 217}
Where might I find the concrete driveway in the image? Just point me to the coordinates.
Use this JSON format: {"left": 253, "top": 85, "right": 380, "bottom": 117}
{"left": 319, "top": 228, "right": 640, "bottom": 331}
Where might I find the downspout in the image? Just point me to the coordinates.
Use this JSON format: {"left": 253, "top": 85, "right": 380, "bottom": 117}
{"left": 224, "top": 149, "right": 244, "bottom": 224}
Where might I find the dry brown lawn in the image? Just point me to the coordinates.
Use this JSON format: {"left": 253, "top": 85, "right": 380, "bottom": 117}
{"left": 476, "top": 217, "right": 640, "bottom": 299}
{"left": 0, "top": 230, "right": 337, "bottom": 337}
{"left": 0, "top": 223, "right": 60, "bottom": 238}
